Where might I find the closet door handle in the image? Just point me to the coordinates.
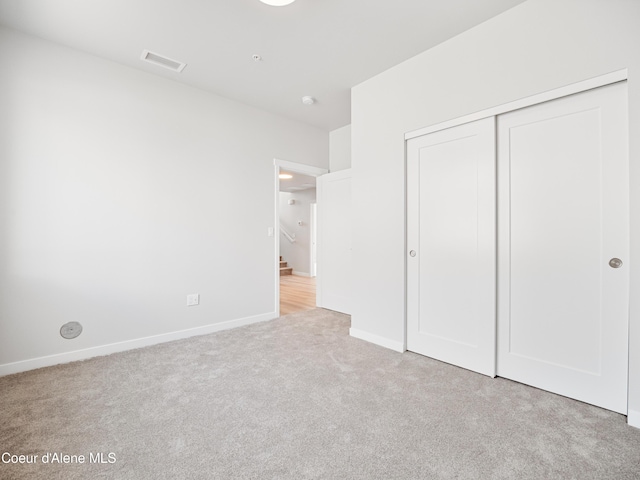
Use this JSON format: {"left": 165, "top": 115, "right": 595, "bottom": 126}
{"left": 609, "top": 258, "right": 623, "bottom": 268}
{"left": 409, "top": 250, "right": 417, "bottom": 257}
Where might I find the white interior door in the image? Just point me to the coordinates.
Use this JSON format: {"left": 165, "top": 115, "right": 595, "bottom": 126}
{"left": 317, "top": 169, "right": 351, "bottom": 314}
{"left": 407, "top": 117, "right": 496, "bottom": 377}
{"left": 497, "top": 82, "right": 629, "bottom": 414}
{"left": 310, "top": 203, "right": 317, "bottom": 277}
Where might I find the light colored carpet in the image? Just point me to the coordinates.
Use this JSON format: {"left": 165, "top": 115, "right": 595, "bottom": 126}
{"left": 1, "top": 308, "right": 639, "bottom": 479}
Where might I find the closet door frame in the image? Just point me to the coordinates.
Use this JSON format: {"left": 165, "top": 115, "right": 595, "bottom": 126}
{"left": 405, "top": 71, "right": 627, "bottom": 142}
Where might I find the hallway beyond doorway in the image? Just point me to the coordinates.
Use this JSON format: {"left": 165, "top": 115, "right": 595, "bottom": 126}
{"left": 280, "top": 275, "right": 316, "bottom": 316}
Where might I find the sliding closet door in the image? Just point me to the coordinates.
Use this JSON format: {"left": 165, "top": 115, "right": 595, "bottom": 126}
{"left": 497, "top": 82, "right": 629, "bottom": 413}
{"left": 407, "top": 117, "right": 496, "bottom": 377}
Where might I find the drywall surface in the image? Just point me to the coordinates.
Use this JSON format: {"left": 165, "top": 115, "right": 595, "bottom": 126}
{"left": 329, "top": 125, "right": 351, "bottom": 172}
{"left": 351, "top": 0, "right": 640, "bottom": 421}
{"left": 279, "top": 189, "right": 316, "bottom": 276}
{"left": 0, "top": 27, "right": 328, "bottom": 372}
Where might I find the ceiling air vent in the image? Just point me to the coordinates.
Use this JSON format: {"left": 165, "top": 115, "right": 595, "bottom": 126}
{"left": 140, "top": 49, "right": 186, "bottom": 73}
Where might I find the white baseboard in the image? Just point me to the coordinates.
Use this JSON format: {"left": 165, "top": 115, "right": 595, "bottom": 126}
{"left": 349, "top": 328, "right": 405, "bottom": 353}
{"left": 291, "top": 271, "right": 310, "bottom": 277}
{"left": 0, "top": 311, "right": 277, "bottom": 377}
{"left": 628, "top": 409, "right": 640, "bottom": 429}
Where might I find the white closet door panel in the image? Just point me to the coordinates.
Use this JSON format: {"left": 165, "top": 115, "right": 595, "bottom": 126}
{"left": 407, "top": 117, "right": 496, "bottom": 377}
{"left": 497, "top": 82, "right": 629, "bottom": 413}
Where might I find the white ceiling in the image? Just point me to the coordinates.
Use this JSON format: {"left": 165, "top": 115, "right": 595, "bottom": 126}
{"left": 279, "top": 171, "right": 316, "bottom": 193}
{"left": 0, "top": 0, "right": 526, "bottom": 132}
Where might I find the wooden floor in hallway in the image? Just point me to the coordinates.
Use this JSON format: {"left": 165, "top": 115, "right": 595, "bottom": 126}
{"left": 280, "top": 274, "right": 316, "bottom": 316}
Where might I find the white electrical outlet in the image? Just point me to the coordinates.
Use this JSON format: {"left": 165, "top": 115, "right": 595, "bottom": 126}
{"left": 186, "top": 294, "right": 199, "bottom": 306}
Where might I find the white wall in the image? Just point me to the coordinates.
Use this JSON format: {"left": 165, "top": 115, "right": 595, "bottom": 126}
{"left": 0, "top": 27, "right": 328, "bottom": 373}
{"left": 279, "top": 189, "right": 316, "bottom": 276}
{"left": 351, "top": 0, "right": 640, "bottom": 422}
{"left": 329, "top": 125, "right": 351, "bottom": 172}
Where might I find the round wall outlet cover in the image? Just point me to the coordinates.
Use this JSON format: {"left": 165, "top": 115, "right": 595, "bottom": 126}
{"left": 60, "top": 322, "right": 83, "bottom": 339}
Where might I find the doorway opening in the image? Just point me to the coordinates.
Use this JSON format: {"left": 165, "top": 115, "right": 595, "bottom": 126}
{"left": 273, "top": 159, "right": 328, "bottom": 317}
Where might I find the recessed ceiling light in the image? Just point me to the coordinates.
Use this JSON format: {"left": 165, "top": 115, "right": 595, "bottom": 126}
{"left": 260, "top": 0, "right": 296, "bottom": 5}
{"left": 301, "top": 96, "right": 316, "bottom": 105}
{"left": 279, "top": 173, "right": 293, "bottom": 179}
{"left": 252, "top": 54, "right": 262, "bottom": 62}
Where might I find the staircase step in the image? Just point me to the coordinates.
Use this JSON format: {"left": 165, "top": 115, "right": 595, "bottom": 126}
{"left": 279, "top": 256, "right": 291, "bottom": 275}
{"left": 280, "top": 266, "right": 293, "bottom": 276}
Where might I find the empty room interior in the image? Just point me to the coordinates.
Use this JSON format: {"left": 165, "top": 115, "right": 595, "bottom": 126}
{"left": 1, "top": 0, "right": 640, "bottom": 478}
